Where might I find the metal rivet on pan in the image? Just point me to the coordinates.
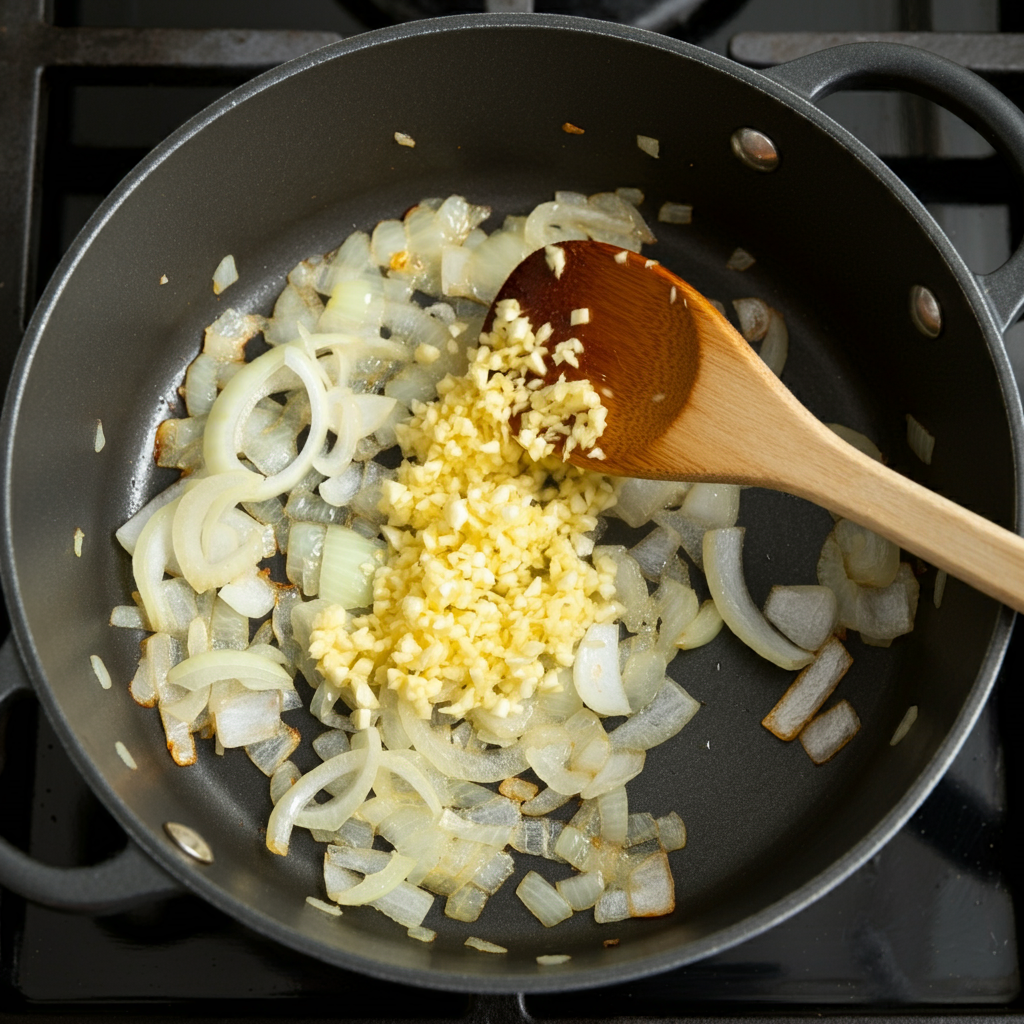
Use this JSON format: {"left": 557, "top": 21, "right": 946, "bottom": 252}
{"left": 910, "top": 285, "right": 942, "bottom": 338}
{"left": 730, "top": 128, "right": 779, "bottom": 172}
{"left": 164, "top": 821, "right": 214, "bottom": 864}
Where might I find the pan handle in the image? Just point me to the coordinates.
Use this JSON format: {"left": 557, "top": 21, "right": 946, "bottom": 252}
{"left": 0, "top": 637, "right": 182, "bottom": 913}
{"left": 762, "top": 41, "right": 1024, "bottom": 334}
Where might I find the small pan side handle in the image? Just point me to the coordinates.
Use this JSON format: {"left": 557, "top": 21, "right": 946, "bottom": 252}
{"left": 0, "top": 637, "right": 181, "bottom": 913}
{"left": 762, "top": 42, "right": 1024, "bottom": 334}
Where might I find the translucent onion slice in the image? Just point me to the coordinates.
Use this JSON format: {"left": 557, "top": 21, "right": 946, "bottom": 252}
{"left": 759, "top": 308, "right": 788, "bottom": 377}
{"left": 204, "top": 343, "right": 329, "bottom": 501}
{"left": 800, "top": 700, "right": 861, "bottom": 764}
{"left": 890, "top": 705, "right": 919, "bottom": 746}
{"left": 516, "top": 870, "right": 573, "bottom": 927}
{"left": 167, "top": 648, "right": 294, "bottom": 692}
{"left": 704, "top": 528, "right": 813, "bottom": 671}
{"left": 132, "top": 500, "right": 183, "bottom": 634}
{"left": 398, "top": 699, "right": 528, "bottom": 783}
{"left": 732, "top": 297, "right": 769, "bottom": 342}
{"left": 266, "top": 726, "right": 380, "bottom": 854}
{"left": 761, "top": 638, "right": 853, "bottom": 742}
{"left": 333, "top": 852, "right": 417, "bottom": 906}
{"left": 834, "top": 518, "right": 899, "bottom": 588}
{"left": 626, "top": 850, "right": 675, "bottom": 917}
{"left": 609, "top": 681, "right": 699, "bottom": 751}
{"left": 573, "top": 623, "right": 631, "bottom": 716}
{"left": 171, "top": 471, "right": 265, "bottom": 593}
{"left": 762, "top": 585, "right": 837, "bottom": 651}
{"left": 378, "top": 750, "right": 443, "bottom": 819}
{"left": 676, "top": 599, "right": 724, "bottom": 650}
{"left": 556, "top": 870, "right": 606, "bottom": 911}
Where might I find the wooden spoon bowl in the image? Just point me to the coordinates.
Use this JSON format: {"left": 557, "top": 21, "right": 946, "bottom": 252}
{"left": 491, "top": 240, "right": 1024, "bottom": 613}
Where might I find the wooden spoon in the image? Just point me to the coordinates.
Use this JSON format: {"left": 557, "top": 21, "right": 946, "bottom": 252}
{"left": 491, "top": 239, "right": 1024, "bottom": 613}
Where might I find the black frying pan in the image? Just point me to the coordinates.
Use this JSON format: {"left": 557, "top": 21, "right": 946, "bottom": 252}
{"left": 0, "top": 15, "right": 1021, "bottom": 993}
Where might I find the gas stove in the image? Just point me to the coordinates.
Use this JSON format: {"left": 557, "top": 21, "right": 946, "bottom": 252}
{"left": 0, "top": 0, "right": 1020, "bottom": 1018}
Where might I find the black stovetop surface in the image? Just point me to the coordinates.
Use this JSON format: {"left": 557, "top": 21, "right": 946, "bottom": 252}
{"left": 0, "top": 0, "right": 1022, "bottom": 1017}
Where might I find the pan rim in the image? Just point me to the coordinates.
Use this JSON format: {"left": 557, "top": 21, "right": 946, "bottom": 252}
{"left": 1, "top": 12, "right": 1019, "bottom": 994}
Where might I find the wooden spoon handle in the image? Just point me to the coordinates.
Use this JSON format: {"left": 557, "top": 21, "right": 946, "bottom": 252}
{"left": 779, "top": 426, "right": 1024, "bottom": 613}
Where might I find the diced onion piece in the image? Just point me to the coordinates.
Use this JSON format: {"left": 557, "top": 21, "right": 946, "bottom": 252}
{"left": 732, "top": 297, "right": 769, "bottom": 342}
{"left": 266, "top": 727, "right": 380, "bottom": 854}
{"left": 763, "top": 585, "right": 837, "bottom": 651}
{"left": 656, "top": 812, "right": 686, "bottom": 851}
{"left": 407, "top": 925, "right": 436, "bottom": 943}
{"left": 211, "top": 687, "right": 281, "bottom": 747}
{"left": 573, "top": 623, "right": 630, "bottom": 716}
{"left": 636, "top": 135, "right": 660, "bottom": 158}
{"left": 676, "top": 599, "right": 724, "bottom": 650}
{"left": 212, "top": 254, "right": 238, "bottom": 294}
{"left": 556, "top": 870, "right": 606, "bottom": 911}
{"left": 835, "top": 519, "right": 899, "bottom": 588}
{"left": 704, "top": 528, "right": 813, "bottom": 671}
{"left": 609, "top": 681, "right": 698, "bottom": 751}
{"left": 726, "top": 247, "right": 755, "bottom": 270}
{"left": 306, "top": 896, "right": 342, "bottom": 916}
{"left": 681, "top": 483, "right": 739, "bottom": 528}
{"left": 522, "top": 787, "right": 572, "bottom": 816}
{"left": 759, "top": 308, "right": 788, "bottom": 377}
{"left": 94, "top": 420, "right": 106, "bottom": 452}
{"left": 394, "top": 132, "right": 416, "bottom": 148}
{"left": 115, "top": 741, "right": 137, "bottom": 769}
{"left": 934, "top": 569, "right": 947, "bottom": 608}
{"left": 800, "top": 700, "right": 861, "bottom": 764}
{"left": 611, "top": 478, "right": 690, "bottom": 528}
{"left": 594, "top": 887, "right": 629, "bottom": 923}
{"left": 626, "top": 850, "right": 674, "bottom": 917}
{"left": 890, "top": 705, "right": 919, "bottom": 746}
{"left": 906, "top": 413, "right": 935, "bottom": 465}
{"left": 465, "top": 936, "right": 507, "bottom": 954}
{"left": 219, "top": 570, "right": 277, "bottom": 618}
{"left": 762, "top": 638, "right": 853, "bottom": 742}
{"left": 445, "top": 884, "right": 488, "bottom": 922}
{"left": 657, "top": 202, "right": 692, "bottom": 224}
{"left": 597, "top": 786, "right": 628, "bottom": 844}
{"left": 826, "top": 423, "right": 884, "bottom": 462}
{"left": 319, "top": 525, "right": 385, "bottom": 609}
{"left": 537, "top": 954, "right": 572, "bottom": 966}
{"left": 90, "top": 654, "right": 112, "bottom": 690}
{"left": 516, "top": 870, "right": 573, "bottom": 927}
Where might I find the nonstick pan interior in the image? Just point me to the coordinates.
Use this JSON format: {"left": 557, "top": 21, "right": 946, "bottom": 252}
{"left": 2, "top": 17, "right": 1016, "bottom": 991}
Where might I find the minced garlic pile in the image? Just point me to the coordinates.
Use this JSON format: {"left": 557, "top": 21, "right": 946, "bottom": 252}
{"left": 308, "top": 299, "right": 620, "bottom": 719}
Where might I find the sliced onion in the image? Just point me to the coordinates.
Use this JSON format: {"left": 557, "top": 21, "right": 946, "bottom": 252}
{"left": 167, "top": 648, "right": 294, "bottom": 692}
{"left": 676, "top": 599, "right": 724, "bottom": 650}
{"left": 906, "top": 413, "right": 935, "bottom": 465}
{"left": 266, "top": 726, "right": 381, "bottom": 854}
{"left": 516, "top": 870, "right": 573, "bottom": 927}
{"left": 626, "top": 849, "right": 674, "bottom": 917}
{"left": 704, "top": 527, "right": 813, "bottom": 671}
{"left": 573, "top": 623, "right": 631, "bottom": 716}
{"left": 610, "top": 680, "right": 699, "bottom": 751}
{"left": 762, "top": 585, "right": 837, "bottom": 651}
{"left": 890, "top": 705, "right": 919, "bottom": 746}
{"left": 758, "top": 308, "right": 788, "bottom": 377}
{"left": 761, "top": 638, "right": 853, "bottom": 742}
{"left": 398, "top": 699, "right": 528, "bottom": 783}
{"left": 800, "top": 699, "right": 860, "bottom": 764}
{"left": 204, "top": 343, "right": 329, "bottom": 501}
{"left": 732, "top": 297, "right": 769, "bottom": 342}
{"left": 334, "top": 852, "right": 416, "bottom": 906}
